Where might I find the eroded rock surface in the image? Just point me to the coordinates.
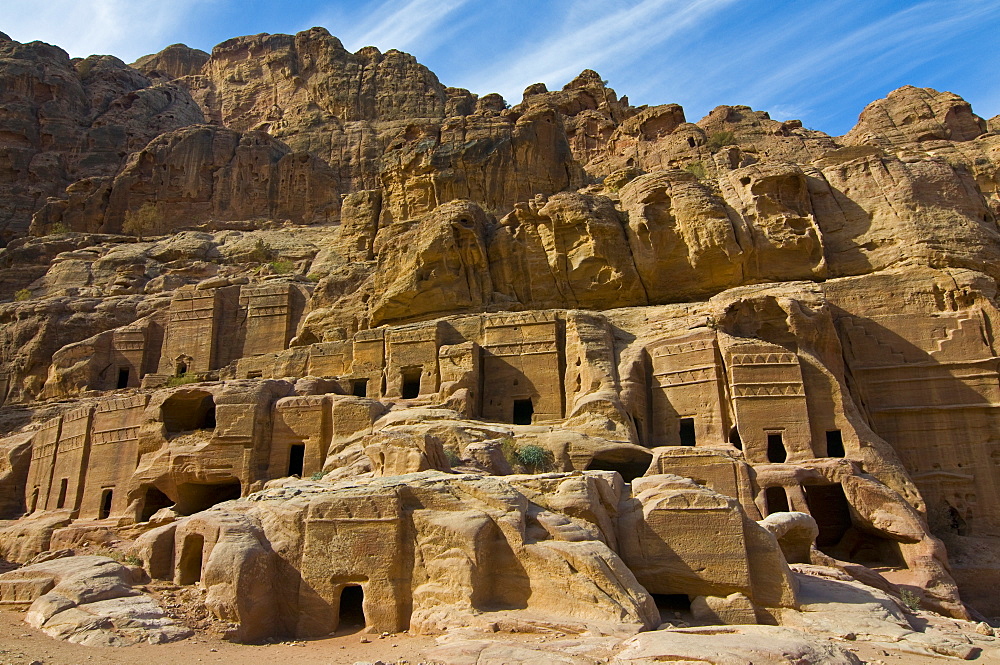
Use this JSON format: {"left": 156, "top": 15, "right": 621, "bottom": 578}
{"left": 0, "top": 24, "right": 999, "bottom": 660}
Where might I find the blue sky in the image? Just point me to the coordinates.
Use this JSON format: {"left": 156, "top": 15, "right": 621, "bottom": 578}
{"left": 2, "top": 0, "right": 998, "bottom": 135}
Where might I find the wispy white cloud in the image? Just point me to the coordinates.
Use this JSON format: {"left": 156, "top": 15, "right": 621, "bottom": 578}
{"left": 334, "top": 0, "right": 472, "bottom": 53}
{"left": 1, "top": 0, "right": 206, "bottom": 62}
{"left": 742, "top": 0, "right": 1000, "bottom": 109}
{"left": 466, "top": 0, "right": 739, "bottom": 101}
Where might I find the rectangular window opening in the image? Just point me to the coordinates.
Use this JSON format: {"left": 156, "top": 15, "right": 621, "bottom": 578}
{"left": 352, "top": 378, "right": 368, "bottom": 398}
{"left": 116, "top": 367, "right": 130, "bottom": 389}
{"left": 678, "top": 417, "right": 696, "bottom": 446}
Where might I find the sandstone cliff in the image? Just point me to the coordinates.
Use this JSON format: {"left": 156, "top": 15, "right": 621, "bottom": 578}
{"left": 0, "top": 25, "right": 999, "bottom": 661}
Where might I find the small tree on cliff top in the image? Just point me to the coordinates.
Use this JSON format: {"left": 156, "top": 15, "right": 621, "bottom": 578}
{"left": 122, "top": 202, "right": 161, "bottom": 241}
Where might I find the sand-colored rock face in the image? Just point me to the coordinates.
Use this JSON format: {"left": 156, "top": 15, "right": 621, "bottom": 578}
{"left": 2, "top": 25, "right": 1000, "bottom": 657}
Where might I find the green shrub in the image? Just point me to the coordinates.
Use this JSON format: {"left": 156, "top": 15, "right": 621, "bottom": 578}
{"left": 14, "top": 289, "right": 31, "bottom": 302}
{"left": 899, "top": 588, "right": 921, "bottom": 611}
{"left": 269, "top": 259, "right": 295, "bottom": 274}
{"left": 306, "top": 272, "right": 322, "bottom": 283}
{"left": 310, "top": 470, "right": 327, "bottom": 481}
{"left": 515, "top": 444, "right": 553, "bottom": 473}
{"left": 122, "top": 202, "right": 162, "bottom": 241}
{"left": 683, "top": 161, "right": 707, "bottom": 180}
{"left": 123, "top": 553, "right": 143, "bottom": 566}
{"left": 49, "top": 222, "right": 70, "bottom": 234}
{"left": 94, "top": 547, "right": 123, "bottom": 562}
{"left": 444, "top": 449, "right": 461, "bottom": 468}
{"left": 250, "top": 238, "right": 275, "bottom": 262}
{"left": 166, "top": 374, "right": 199, "bottom": 387}
{"left": 499, "top": 437, "right": 518, "bottom": 466}
{"left": 706, "top": 130, "right": 736, "bottom": 151}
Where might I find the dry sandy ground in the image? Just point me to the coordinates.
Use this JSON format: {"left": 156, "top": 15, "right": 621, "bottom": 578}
{"left": 0, "top": 605, "right": 441, "bottom": 665}
{"left": 0, "top": 605, "right": 991, "bottom": 665}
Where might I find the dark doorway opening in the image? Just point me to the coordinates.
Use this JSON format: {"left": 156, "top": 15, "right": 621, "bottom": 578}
{"left": 729, "top": 426, "right": 742, "bottom": 450}
{"left": 177, "top": 534, "right": 205, "bottom": 585}
{"left": 176, "top": 361, "right": 188, "bottom": 377}
{"left": 678, "top": 417, "right": 696, "bottom": 446}
{"left": 140, "top": 486, "right": 174, "bottom": 522}
{"left": 948, "top": 505, "right": 968, "bottom": 536}
{"left": 117, "top": 367, "right": 130, "bottom": 389}
{"left": 513, "top": 399, "right": 534, "bottom": 425}
{"left": 56, "top": 478, "right": 68, "bottom": 509}
{"left": 826, "top": 430, "right": 845, "bottom": 457}
{"left": 352, "top": 378, "right": 368, "bottom": 398}
{"left": 765, "top": 486, "right": 789, "bottom": 514}
{"left": 162, "top": 391, "right": 216, "bottom": 433}
{"left": 174, "top": 481, "right": 241, "bottom": 515}
{"left": 338, "top": 584, "right": 366, "bottom": 632}
{"left": 401, "top": 369, "right": 421, "bottom": 399}
{"left": 400, "top": 368, "right": 422, "bottom": 399}
{"left": 767, "top": 432, "right": 787, "bottom": 463}
{"left": 99, "top": 489, "right": 114, "bottom": 519}
{"left": 288, "top": 444, "right": 305, "bottom": 477}
{"left": 29, "top": 487, "right": 39, "bottom": 513}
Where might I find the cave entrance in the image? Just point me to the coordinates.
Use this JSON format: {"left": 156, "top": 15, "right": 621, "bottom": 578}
{"left": 826, "top": 430, "right": 845, "bottom": 457}
{"left": 401, "top": 368, "right": 421, "bottom": 399}
{"left": 117, "top": 367, "right": 130, "bottom": 389}
{"left": 337, "top": 584, "right": 366, "bottom": 632}
{"left": 351, "top": 378, "right": 368, "bottom": 398}
{"left": 512, "top": 399, "right": 534, "bottom": 425}
{"left": 140, "top": 486, "right": 175, "bottom": 522}
{"left": 766, "top": 432, "right": 787, "bottom": 463}
{"left": 804, "top": 483, "right": 852, "bottom": 548}
{"left": 651, "top": 594, "right": 691, "bottom": 623}
{"left": 177, "top": 533, "right": 205, "bottom": 585}
{"left": 729, "top": 426, "right": 742, "bottom": 450}
{"left": 162, "top": 391, "right": 216, "bottom": 433}
{"left": 174, "top": 482, "right": 241, "bottom": 515}
{"left": 586, "top": 451, "right": 653, "bottom": 483}
{"left": 765, "top": 486, "right": 789, "bottom": 514}
{"left": 98, "top": 489, "right": 114, "bottom": 519}
{"left": 805, "top": 482, "right": 905, "bottom": 568}
{"left": 288, "top": 444, "right": 305, "bottom": 477}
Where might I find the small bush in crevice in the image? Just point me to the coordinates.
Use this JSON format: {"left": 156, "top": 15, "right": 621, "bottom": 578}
{"left": 515, "top": 444, "right": 554, "bottom": 473}
{"left": 269, "top": 259, "right": 295, "bottom": 274}
{"left": 899, "top": 588, "right": 921, "bottom": 611}
{"left": 250, "top": 238, "right": 275, "bottom": 263}
{"left": 166, "top": 374, "right": 199, "bottom": 387}
{"left": 706, "top": 130, "right": 736, "bottom": 151}
{"left": 683, "top": 161, "right": 707, "bottom": 180}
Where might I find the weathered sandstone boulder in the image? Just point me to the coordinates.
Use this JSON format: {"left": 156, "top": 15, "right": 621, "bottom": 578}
{"left": 0, "top": 555, "right": 191, "bottom": 645}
